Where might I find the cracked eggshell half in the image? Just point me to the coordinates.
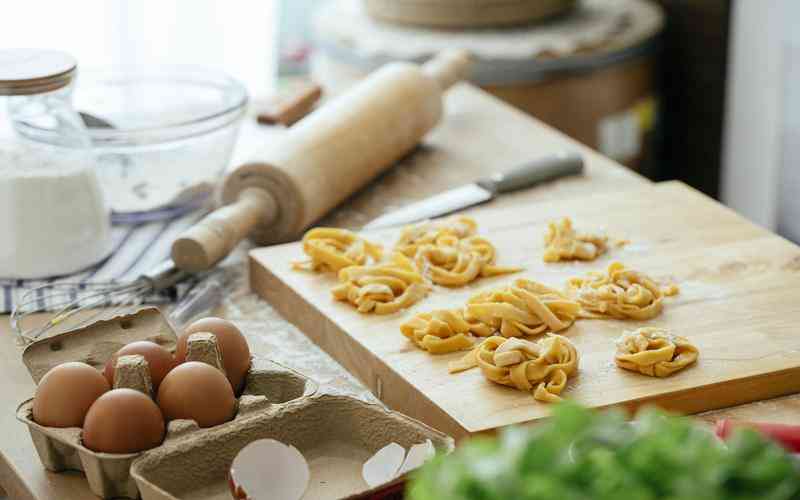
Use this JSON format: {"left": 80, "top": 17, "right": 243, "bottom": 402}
{"left": 398, "top": 439, "right": 435, "bottom": 475}
{"left": 229, "top": 439, "right": 310, "bottom": 500}
{"left": 362, "top": 442, "right": 406, "bottom": 489}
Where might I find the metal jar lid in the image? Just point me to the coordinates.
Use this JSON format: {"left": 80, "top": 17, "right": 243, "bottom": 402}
{"left": 0, "top": 49, "right": 77, "bottom": 96}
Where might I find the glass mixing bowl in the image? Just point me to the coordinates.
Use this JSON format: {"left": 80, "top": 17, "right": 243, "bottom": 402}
{"left": 14, "top": 66, "right": 249, "bottom": 221}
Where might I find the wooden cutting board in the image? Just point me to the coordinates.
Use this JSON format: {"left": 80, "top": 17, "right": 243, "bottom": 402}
{"left": 250, "top": 181, "right": 800, "bottom": 438}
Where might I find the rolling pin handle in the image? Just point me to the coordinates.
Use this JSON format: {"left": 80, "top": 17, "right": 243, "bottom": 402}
{"left": 171, "top": 188, "right": 278, "bottom": 272}
{"left": 422, "top": 49, "right": 473, "bottom": 91}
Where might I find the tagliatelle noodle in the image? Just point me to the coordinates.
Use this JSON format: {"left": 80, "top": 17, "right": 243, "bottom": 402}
{"left": 465, "top": 279, "right": 580, "bottom": 337}
{"left": 400, "top": 279, "right": 580, "bottom": 354}
{"left": 448, "top": 335, "right": 579, "bottom": 403}
{"left": 395, "top": 216, "right": 477, "bottom": 258}
{"left": 566, "top": 262, "right": 678, "bottom": 320}
{"left": 543, "top": 217, "right": 609, "bottom": 263}
{"left": 331, "top": 252, "right": 429, "bottom": 314}
{"left": 615, "top": 327, "right": 698, "bottom": 377}
{"left": 292, "top": 227, "right": 382, "bottom": 273}
{"left": 395, "top": 216, "right": 521, "bottom": 287}
{"left": 399, "top": 309, "right": 491, "bottom": 354}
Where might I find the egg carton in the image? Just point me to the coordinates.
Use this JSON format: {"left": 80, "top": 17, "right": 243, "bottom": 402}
{"left": 15, "top": 308, "right": 317, "bottom": 499}
{"left": 131, "top": 393, "right": 454, "bottom": 500}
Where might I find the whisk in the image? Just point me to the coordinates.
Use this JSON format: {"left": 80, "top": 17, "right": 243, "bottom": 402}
{"left": 11, "top": 260, "right": 227, "bottom": 344}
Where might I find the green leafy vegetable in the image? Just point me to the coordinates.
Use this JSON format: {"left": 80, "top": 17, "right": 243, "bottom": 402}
{"left": 408, "top": 403, "right": 800, "bottom": 500}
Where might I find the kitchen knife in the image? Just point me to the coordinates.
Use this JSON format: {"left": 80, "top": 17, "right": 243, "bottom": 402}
{"left": 363, "top": 151, "right": 584, "bottom": 229}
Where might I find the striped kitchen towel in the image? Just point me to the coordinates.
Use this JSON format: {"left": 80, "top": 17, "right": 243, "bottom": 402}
{"left": 0, "top": 209, "right": 207, "bottom": 314}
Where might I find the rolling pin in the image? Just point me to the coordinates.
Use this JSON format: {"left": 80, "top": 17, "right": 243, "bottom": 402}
{"left": 172, "top": 50, "right": 472, "bottom": 272}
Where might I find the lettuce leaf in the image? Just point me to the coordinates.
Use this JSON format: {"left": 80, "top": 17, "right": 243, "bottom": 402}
{"left": 408, "top": 403, "right": 800, "bottom": 500}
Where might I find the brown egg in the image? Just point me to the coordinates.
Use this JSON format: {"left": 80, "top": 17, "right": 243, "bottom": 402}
{"left": 103, "top": 341, "right": 177, "bottom": 390}
{"left": 82, "top": 388, "right": 165, "bottom": 453}
{"left": 157, "top": 361, "right": 236, "bottom": 428}
{"left": 176, "top": 317, "right": 251, "bottom": 393}
{"left": 33, "top": 362, "right": 110, "bottom": 428}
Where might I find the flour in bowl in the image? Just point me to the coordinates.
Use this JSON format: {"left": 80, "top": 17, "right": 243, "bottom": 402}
{"left": 0, "top": 145, "right": 112, "bottom": 278}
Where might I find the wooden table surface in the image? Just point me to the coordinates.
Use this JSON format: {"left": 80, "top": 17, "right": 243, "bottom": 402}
{"left": 0, "top": 84, "right": 797, "bottom": 500}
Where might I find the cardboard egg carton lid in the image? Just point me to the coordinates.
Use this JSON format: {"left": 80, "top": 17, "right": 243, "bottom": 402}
{"left": 22, "top": 307, "right": 178, "bottom": 384}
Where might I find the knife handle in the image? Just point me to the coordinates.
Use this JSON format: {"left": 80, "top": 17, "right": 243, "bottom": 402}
{"left": 477, "top": 151, "right": 584, "bottom": 194}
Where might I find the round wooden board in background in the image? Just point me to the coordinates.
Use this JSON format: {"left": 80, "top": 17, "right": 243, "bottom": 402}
{"left": 313, "top": 0, "right": 664, "bottom": 171}
{"left": 364, "top": 0, "right": 577, "bottom": 28}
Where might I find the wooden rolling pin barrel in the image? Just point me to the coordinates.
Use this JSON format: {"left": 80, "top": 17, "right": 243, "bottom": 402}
{"left": 171, "top": 50, "right": 472, "bottom": 272}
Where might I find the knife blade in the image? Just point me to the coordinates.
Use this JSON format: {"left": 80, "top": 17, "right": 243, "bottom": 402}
{"left": 363, "top": 151, "right": 583, "bottom": 230}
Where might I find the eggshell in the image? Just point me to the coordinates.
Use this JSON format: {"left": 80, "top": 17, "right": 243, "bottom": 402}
{"left": 362, "top": 442, "right": 405, "bottom": 488}
{"left": 157, "top": 361, "right": 236, "bottom": 428}
{"left": 229, "top": 439, "right": 310, "bottom": 500}
{"left": 176, "top": 318, "right": 251, "bottom": 393}
{"left": 398, "top": 439, "right": 435, "bottom": 475}
{"left": 361, "top": 440, "right": 435, "bottom": 488}
{"left": 82, "top": 388, "right": 165, "bottom": 454}
{"left": 33, "top": 362, "right": 110, "bottom": 428}
{"left": 103, "top": 341, "right": 176, "bottom": 390}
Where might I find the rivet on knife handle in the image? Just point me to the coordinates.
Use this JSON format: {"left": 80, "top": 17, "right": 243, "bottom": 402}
{"left": 477, "top": 151, "right": 584, "bottom": 194}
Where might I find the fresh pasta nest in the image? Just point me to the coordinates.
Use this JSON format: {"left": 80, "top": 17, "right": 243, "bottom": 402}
{"left": 400, "top": 279, "right": 580, "bottom": 354}
{"left": 400, "top": 309, "right": 491, "bottom": 354}
{"left": 566, "top": 262, "right": 678, "bottom": 320}
{"left": 465, "top": 279, "right": 580, "bottom": 338}
{"left": 543, "top": 217, "right": 608, "bottom": 263}
{"left": 615, "top": 327, "right": 698, "bottom": 377}
{"left": 331, "top": 252, "right": 429, "bottom": 314}
{"left": 294, "top": 218, "right": 521, "bottom": 315}
{"left": 396, "top": 216, "right": 521, "bottom": 287}
{"left": 395, "top": 216, "right": 477, "bottom": 257}
{"left": 292, "top": 227, "right": 382, "bottom": 273}
{"left": 449, "top": 335, "right": 579, "bottom": 403}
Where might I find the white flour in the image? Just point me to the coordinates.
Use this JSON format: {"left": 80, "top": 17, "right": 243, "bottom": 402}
{"left": 0, "top": 145, "right": 112, "bottom": 278}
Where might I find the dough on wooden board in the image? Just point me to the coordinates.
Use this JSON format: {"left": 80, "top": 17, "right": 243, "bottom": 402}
{"left": 465, "top": 279, "right": 580, "bottom": 337}
{"left": 449, "top": 335, "right": 579, "bottom": 403}
{"left": 566, "top": 261, "right": 678, "bottom": 320}
{"left": 395, "top": 216, "right": 521, "bottom": 286}
{"left": 292, "top": 227, "right": 382, "bottom": 273}
{"left": 400, "top": 278, "right": 580, "bottom": 354}
{"left": 294, "top": 217, "right": 521, "bottom": 315}
{"left": 543, "top": 217, "right": 609, "bottom": 263}
{"left": 331, "top": 252, "right": 430, "bottom": 314}
{"left": 400, "top": 309, "right": 490, "bottom": 354}
{"left": 615, "top": 327, "right": 698, "bottom": 377}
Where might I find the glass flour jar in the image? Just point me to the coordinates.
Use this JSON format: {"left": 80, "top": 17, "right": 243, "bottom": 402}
{"left": 0, "top": 49, "right": 112, "bottom": 278}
